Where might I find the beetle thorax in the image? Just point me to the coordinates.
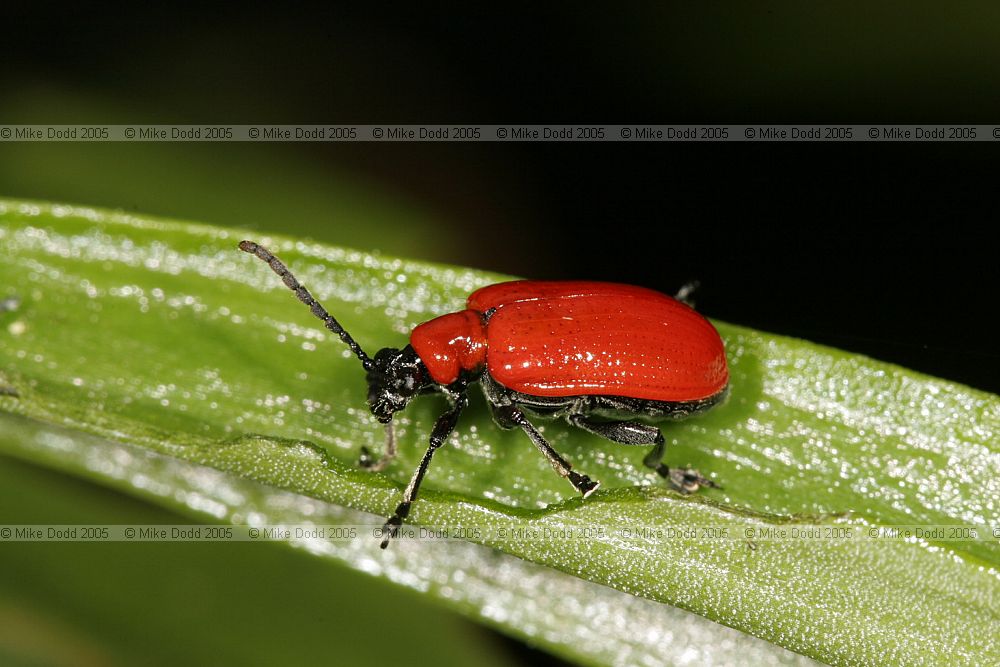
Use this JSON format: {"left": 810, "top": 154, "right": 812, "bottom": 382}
{"left": 409, "top": 310, "right": 487, "bottom": 386}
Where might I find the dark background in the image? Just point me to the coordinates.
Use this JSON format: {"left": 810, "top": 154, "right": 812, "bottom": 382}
{"left": 2, "top": 5, "right": 998, "bottom": 666}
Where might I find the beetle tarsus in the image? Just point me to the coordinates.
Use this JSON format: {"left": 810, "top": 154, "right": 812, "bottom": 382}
{"left": 569, "top": 470, "right": 600, "bottom": 497}
{"left": 380, "top": 514, "right": 403, "bottom": 549}
{"left": 358, "top": 446, "right": 380, "bottom": 470}
{"left": 359, "top": 423, "right": 397, "bottom": 472}
{"left": 674, "top": 280, "right": 700, "bottom": 307}
{"left": 640, "top": 435, "right": 721, "bottom": 493}
{"left": 665, "top": 467, "right": 720, "bottom": 494}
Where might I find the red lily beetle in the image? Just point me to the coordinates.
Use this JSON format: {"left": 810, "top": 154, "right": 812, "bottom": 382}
{"left": 239, "top": 241, "right": 729, "bottom": 547}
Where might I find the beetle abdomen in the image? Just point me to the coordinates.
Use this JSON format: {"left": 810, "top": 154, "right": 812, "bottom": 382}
{"left": 483, "top": 287, "right": 728, "bottom": 402}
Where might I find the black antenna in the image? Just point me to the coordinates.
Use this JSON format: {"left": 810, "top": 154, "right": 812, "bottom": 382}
{"left": 239, "top": 241, "right": 373, "bottom": 370}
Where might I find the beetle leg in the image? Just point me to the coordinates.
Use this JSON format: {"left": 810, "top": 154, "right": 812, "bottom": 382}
{"left": 673, "top": 280, "right": 700, "bottom": 307}
{"left": 642, "top": 434, "right": 720, "bottom": 493}
{"left": 380, "top": 393, "right": 467, "bottom": 549}
{"left": 568, "top": 414, "right": 662, "bottom": 445}
{"left": 494, "top": 405, "right": 600, "bottom": 497}
{"left": 569, "top": 416, "right": 720, "bottom": 493}
{"left": 359, "top": 422, "right": 396, "bottom": 472}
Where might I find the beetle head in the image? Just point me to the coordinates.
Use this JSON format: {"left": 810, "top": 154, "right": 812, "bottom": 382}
{"left": 366, "top": 345, "right": 430, "bottom": 423}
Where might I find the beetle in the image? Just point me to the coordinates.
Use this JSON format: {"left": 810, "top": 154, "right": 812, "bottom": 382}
{"left": 239, "top": 241, "right": 729, "bottom": 548}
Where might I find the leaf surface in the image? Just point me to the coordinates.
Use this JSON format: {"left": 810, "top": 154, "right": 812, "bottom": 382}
{"left": 1, "top": 200, "right": 997, "bottom": 665}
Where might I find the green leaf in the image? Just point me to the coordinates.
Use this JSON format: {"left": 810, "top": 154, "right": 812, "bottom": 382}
{"left": 0, "top": 451, "right": 516, "bottom": 667}
{"left": 1, "top": 199, "right": 997, "bottom": 666}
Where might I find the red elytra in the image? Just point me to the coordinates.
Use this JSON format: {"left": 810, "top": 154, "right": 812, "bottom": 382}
{"left": 411, "top": 280, "right": 729, "bottom": 402}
